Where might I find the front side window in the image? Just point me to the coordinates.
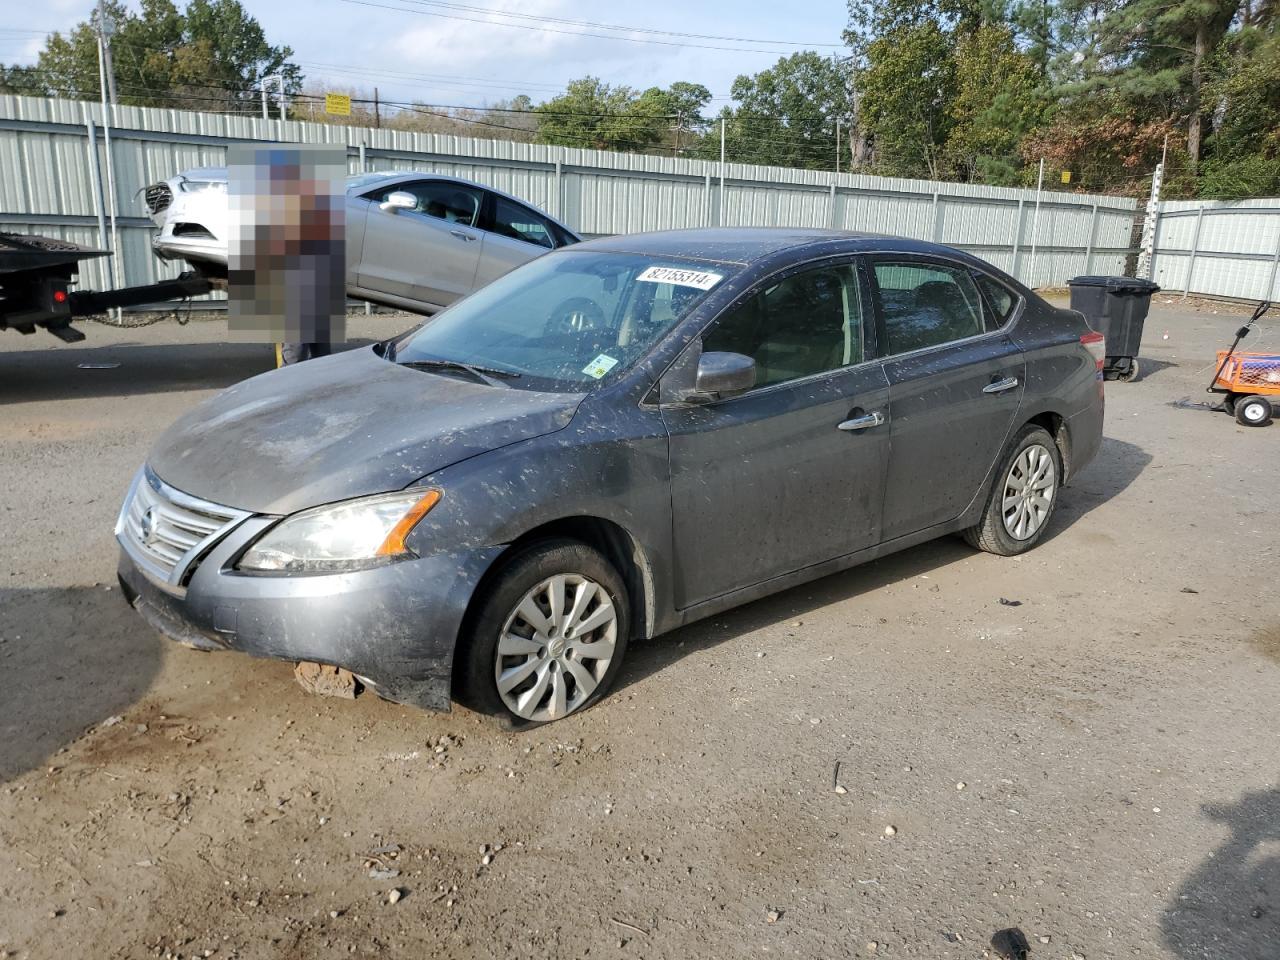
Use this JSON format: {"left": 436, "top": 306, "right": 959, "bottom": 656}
{"left": 873, "top": 261, "right": 984, "bottom": 355}
{"left": 703, "top": 263, "right": 865, "bottom": 389}
{"left": 388, "top": 252, "right": 735, "bottom": 390}
{"left": 368, "top": 180, "right": 482, "bottom": 227}
{"left": 491, "top": 195, "right": 556, "bottom": 249}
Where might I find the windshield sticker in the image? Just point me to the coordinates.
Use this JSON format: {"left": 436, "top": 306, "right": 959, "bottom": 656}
{"left": 637, "top": 266, "right": 723, "bottom": 290}
{"left": 582, "top": 354, "right": 620, "bottom": 379}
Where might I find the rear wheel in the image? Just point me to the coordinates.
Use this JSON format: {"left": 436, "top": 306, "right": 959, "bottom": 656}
{"left": 455, "top": 539, "right": 630, "bottom": 725}
{"left": 1235, "top": 394, "right": 1274, "bottom": 427}
{"left": 1117, "top": 358, "right": 1140, "bottom": 382}
{"left": 963, "top": 425, "right": 1061, "bottom": 556}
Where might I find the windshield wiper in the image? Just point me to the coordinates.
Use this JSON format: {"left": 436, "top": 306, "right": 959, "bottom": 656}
{"left": 398, "top": 357, "right": 521, "bottom": 386}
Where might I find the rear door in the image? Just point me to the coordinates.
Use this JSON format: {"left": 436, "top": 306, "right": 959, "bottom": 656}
{"left": 661, "top": 259, "right": 890, "bottom": 608}
{"left": 475, "top": 193, "right": 560, "bottom": 288}
{"left": 357, "top": 179, "right": 484, "bottom": 308}
{"left": 869, "top": 256, "right": 1026, "bottom": 541}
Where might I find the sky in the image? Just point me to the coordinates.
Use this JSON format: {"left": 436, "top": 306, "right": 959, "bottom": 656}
{"left": 0, "top": 0, "right": 852, "bottom": 110}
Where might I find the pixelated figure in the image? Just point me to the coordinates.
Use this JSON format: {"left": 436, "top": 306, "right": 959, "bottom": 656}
{"left": 227, "top": 144, "right": 346, "bottom": 364}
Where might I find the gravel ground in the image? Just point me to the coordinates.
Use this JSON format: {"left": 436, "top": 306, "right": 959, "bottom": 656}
{"left": 0, "top": 301, "right": 1277, "bottom": 960}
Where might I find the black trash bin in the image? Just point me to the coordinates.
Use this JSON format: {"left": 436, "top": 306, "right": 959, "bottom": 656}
{"left": 1067, "top": 275, "right": 1161, "bottom": 382}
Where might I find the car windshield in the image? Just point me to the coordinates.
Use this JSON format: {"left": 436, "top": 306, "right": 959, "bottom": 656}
{"left": 386, "top": 251, "right": 735, "bottom": 391}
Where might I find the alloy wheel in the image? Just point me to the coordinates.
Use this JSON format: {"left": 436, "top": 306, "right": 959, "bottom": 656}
{"left": 494, "top": 573, "right": 618, "bottom": 722}
{"left": 1002, "top": 443, "right": 1056, "bottom": 541}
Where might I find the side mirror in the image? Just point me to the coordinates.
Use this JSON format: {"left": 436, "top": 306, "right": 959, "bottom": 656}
{"left": 689, "top": 351, "right": 756, "bottom": 401}
{"left": 379, "top": 191, "right": 416, "bottom": 213}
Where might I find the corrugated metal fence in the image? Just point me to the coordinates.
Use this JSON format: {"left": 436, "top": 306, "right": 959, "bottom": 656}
{"left": 0, "top": 94, "right": 1142, "bottom": 298}
{"left": 1149, "top": 198, "right": 1280, "bottom": 302}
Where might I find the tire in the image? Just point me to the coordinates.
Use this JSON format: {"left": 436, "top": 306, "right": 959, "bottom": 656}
{"left": 963, "top": 425, "right": 1062, "bottom": 556}
{"left": 1117, "top": 358, "right": 1140, "bottom": 382}
{"left": 454, "top": 539, "right": 630, "bottom": 725}
{"left": 1222, "top": 394, "right": 1236, "bottom": 416}
{"left": 1235, "top": 394, "right": 1274, "bottom": 427}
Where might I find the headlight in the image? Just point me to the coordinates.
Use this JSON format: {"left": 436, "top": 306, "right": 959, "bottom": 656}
{"left": 237, "top": 489, "right": 441, "bottom": 573}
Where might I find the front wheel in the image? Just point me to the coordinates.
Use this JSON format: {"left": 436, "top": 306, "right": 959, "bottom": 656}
{"left": 455, "top": 539, "right": 630, "bottom": 725}
{"left": 1235, "top": 394, "right": 1274, "bottom": 427}
{"left": 963, "top": 425, "right": 1062, "bottom": 556}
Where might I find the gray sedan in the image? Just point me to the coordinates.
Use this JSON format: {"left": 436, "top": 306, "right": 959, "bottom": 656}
{"left": 116, "top": 228, "right": 1105, "bottom": 725}
{"left": 145, "top": 169, "right": 579, "bottom": 314}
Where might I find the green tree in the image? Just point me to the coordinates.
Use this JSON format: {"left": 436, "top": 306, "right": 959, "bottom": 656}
{"left": 858, "top": 20, "right": 956, "bottom": 178}
{"left": 534, "top": 77, "right": 708, "bottom": 153}
{"left": 694, "top": 52, "right": 849, "bottom": 170}
{"left": 945, "top": 25, "right": 1047, "bottom": 182}
{"left": 0, "top": 63, "right": 49, "bottom": 96}
{"left": 1091, "top": 0, "right": 1242, "bottom": 165}
{"left": 31, "top": 0, "right": 299, "bottom": 112}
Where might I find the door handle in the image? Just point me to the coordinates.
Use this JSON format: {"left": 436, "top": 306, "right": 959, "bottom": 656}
{"left": 449, "top": 229, "right": 476, "bottom": 242}
{"left": 982, "top": 376, "right": 1019, "bottom": 394}
{"left": 838, "top": 410, "right": 885, "bottom": 431}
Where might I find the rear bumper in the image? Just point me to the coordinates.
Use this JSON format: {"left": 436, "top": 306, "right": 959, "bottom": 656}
{"left": 1064, "top": 392, "right": 1104, "bottom": 481}
{"left": 116, "top": 534, "right": 501, "bottom": 712}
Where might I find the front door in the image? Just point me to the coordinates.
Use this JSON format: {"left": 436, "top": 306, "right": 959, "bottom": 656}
{"left": 661, "top": 260, "right": 890, "bottom": 608}
{"left": 357, "top": 179, "right": 484, "bottom": 308}
{"left": 868, "top": 257, "right": 1026, "bottom": 541}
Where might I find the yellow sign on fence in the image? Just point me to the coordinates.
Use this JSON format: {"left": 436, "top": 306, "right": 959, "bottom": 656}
{"left": 1060, "top": 170, "right": 1072, "bottom": 184}
{"left": 325, "top": 93, "right": 352, "bottom": 117}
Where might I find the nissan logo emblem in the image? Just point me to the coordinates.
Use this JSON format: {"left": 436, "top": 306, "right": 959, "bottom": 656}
{"left": 140, "top": 507, "right": 159, "bottom": 545}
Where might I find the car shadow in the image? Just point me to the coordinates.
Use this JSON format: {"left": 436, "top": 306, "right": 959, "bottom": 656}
{"left": 1039, "top": 435, "right": 1152, "bottom": 544}
{"left": 615, "top": 434, "right": 1151, "bottom": 693}
{"left": 0, "top": 586, "right": 164, "bottom": 784}
{"left": 1161, "top": 787, "right": 1280, "bottom": 959}
{"left": 0, "top": 337, "right": 377, "bottom": 404}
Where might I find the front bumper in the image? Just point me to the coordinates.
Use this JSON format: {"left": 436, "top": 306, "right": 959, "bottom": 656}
{"left": 116, "top": 523, "right": 501, "bottom": 712}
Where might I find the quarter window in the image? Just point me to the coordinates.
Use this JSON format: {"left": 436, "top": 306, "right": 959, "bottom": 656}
{"left": 975, "top": 274, "right": 1018, "bottom": 330}
{"left": 491, "top": 196, "right": 556, "bottom": 249}
{"left": 873, "top": 261, "right": 984, "bottom": 354}
{"left": 703, "top": 263, "right": 865, "bottom": 389}
{"left": 368, "top": 180, "right": 482, "bottom": 227}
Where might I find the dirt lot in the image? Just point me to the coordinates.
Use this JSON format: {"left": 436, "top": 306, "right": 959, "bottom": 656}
{"left": 1, "top": 301, "right": 1277, "bottom": 960}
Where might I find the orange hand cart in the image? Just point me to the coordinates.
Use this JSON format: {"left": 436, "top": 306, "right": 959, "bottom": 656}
{"left": 1209, "top": 301, "right": 1276, "bottom": 427}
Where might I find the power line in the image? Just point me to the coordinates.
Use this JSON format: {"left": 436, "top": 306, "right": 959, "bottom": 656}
{"left": 389, "top": 0, "right": 844, "bottom": 48}
{"left": 337, "top": 0, "right": 834, "bottom": 55}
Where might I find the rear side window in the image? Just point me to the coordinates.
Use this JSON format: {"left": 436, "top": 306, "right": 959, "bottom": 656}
{"left": 491, "top": 196, "right": 556, "bottom": 249}
{"left": 975, "top": 274, "right": 1018, "bottom": 330}
{"left": 873, "top": 261, "right": 984, "bottom": 355}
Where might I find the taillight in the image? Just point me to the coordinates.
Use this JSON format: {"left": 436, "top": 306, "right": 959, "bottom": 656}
{"left": 1081, "top": 331, "right": 1105, "bottom": 370}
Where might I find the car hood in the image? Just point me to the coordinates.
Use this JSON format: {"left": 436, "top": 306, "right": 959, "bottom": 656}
{"left": 147, "top": 347, "right": 584, "bottom": 515}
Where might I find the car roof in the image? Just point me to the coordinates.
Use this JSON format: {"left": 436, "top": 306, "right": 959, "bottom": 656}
{"left": 573, "top": 227, "right": 994, "bottom": 267}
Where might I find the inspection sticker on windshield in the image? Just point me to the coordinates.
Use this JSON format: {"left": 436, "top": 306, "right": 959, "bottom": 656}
{"left": 582, "top": 354, "right": 620, "bottom": 379}
{"left": 637, "top": 266, "right": 723, "bottom": 290}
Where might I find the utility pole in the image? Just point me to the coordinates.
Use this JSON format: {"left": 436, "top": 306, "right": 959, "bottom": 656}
{"left": 1027, "top": 157, "right": 1045, "bottom": 288}
{"left": 719, "top": 117, "right": 727, "bottom": 227}
{"left": 835, "top": 117, "right": 841, "bottom": 174}
{"left": 95, "top": 0, "right": 118, "bottom": 106}
{"left": 261, "top": 84, "right": 269, "bottom": 120}
{"left": 374, "top": 87, "right": 381, "bottom": 129}
{"left": 673, "top": 112, "right": 682, "bottom": 158}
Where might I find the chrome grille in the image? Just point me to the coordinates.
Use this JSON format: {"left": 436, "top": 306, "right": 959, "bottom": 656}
{"left": 116, "top": 468, "right": 249, "bottom": 592}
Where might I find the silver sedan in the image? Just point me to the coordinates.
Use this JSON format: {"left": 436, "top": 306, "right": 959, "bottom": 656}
{"left": 144, "top": 169, "right": 579, "bottom": 315}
